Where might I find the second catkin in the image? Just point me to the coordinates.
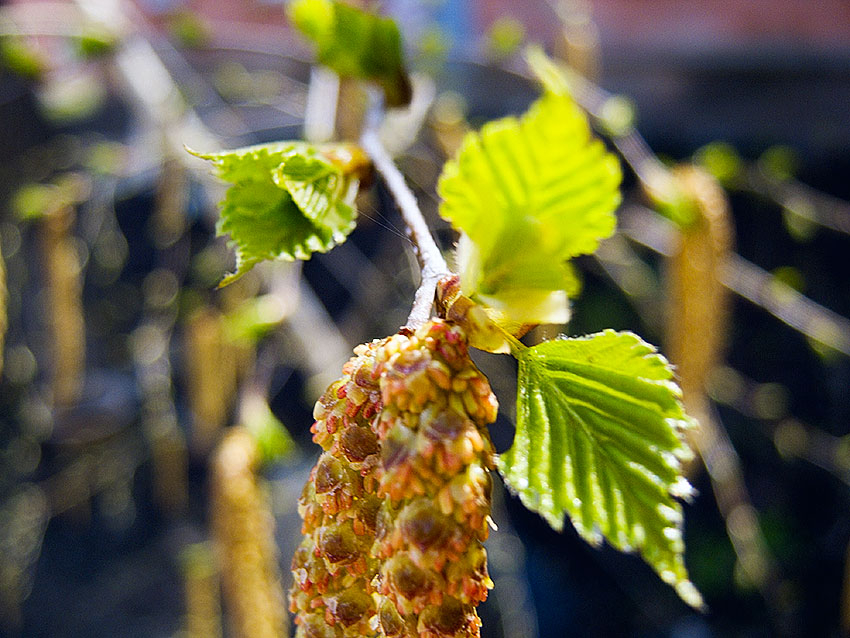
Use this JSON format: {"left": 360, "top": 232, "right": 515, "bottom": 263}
{"left": 291, "top": 337, "right": 385, "bottom": 637}
{"left": 291, "top": 320, "right": 498, "bottom": 638}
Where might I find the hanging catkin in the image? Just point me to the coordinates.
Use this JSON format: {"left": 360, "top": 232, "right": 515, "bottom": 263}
{"left": 371, "top": 321, "right": 497, "bottom": 638}
{"left": 44, "top": 204, "right": 85, "bottom": 406}
{"left": 665, "top": 164, "right": 734, "bottom": 407}
{"left": 211, "top": 427, "right": 288, "bottom": 638}
{"left": 185, "top": 307, "right": 240, "bottom": 455}
{"left": 290, "top": 320, "right": 498, "bottom": 638}
{"left": 664, "top": 167, "right": 776, "bottom": 592}
{"left": 0, "top": 237, "right": 6, "bottom": 375}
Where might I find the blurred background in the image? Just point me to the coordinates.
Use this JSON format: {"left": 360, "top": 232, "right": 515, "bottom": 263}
{"left": 1, "top": 0, "right": 849, "bottom": 636}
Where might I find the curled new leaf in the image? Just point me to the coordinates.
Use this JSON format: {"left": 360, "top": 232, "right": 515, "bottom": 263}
{"left": 190, "top": 142, "right": 363, "bottom": 285}
{"left": 438, "top": 91, "right": 621, "bottom": 330}
{"left": 288, "top": 0, "right": 412, "bottom": 107}
{"left": 498, "top": 330, "right": 704, "bottom": 609}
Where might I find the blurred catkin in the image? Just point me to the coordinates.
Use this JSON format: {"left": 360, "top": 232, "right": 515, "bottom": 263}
{"left": 665, "top": 165, "right": 734, "bottom": 411}
{"left": 291, "top": 320, "right": 498, "bottom": 638}
{"left": 664, "top": 167, "right": 776, "bottom": 592}
{"left": 211, "top": 427, "right": 288, "bottom": 638}
{"left": 43, "top": 204, "right": 85, "bottom": 406}
{"left": 185, "top": 308, "right": 240, "bottom": 454}
{"left": 180, "top": 542, "right": 223, "bottom": 638}
{"left": 0, "top": 236, "right": 6, "bottom": 375}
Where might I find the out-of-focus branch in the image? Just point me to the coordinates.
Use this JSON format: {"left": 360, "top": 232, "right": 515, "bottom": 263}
{"left": 70, "top": 0, "right": 225, "bottom": 170}
{"left": 708, "top": 365, "right": 850, "bottom": 488}
{"left": 618, "top": 204, "right": 850, "bottom": 358}
{"left": 743, "top": 164, "right": 850, "bottom": 237}
{"left": 697, "top": 401, "right": 779, "bottom": 592}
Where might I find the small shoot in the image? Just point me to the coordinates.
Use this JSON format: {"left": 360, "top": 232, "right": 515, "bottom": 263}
{"left": 437, "top": 89, "right": 621, "bottom": 337}
{"left": 288, "top": 0, "right": 412, "bottom": 107}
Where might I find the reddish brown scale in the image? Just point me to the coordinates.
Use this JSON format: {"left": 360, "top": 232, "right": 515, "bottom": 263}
{"left": 340, "top": 425, "right": 380, "bottom": 463}
{"left": 382, "top": 555, "right": 441, "bottom": 612}
{"left": 399, "top": 501, "right": 450, "bottom": 552}
{"left": 325, "top": 587, "right": 374, "bottom": 628}
{"left": 417, "top": 598, "right": 480, "bottom": 638}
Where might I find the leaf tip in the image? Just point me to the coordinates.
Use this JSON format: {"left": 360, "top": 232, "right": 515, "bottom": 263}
{"left": 217, "top": 260, "right": 255, "bottom": 288}
{"left": 675, "top": 579, "right": 707, "bottom": 612}
{"left": 184, "top": 145, "right": 215, "bottom": 161}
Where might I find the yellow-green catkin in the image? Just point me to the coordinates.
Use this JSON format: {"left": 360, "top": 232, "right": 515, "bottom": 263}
{"left": 44, "top": 204, "right": 85, "bottom": 406}
{"left": 665, "top": 165, "right": 734, "bottom": 408}
{"left": 0, "top": 235, "right": 6, "bottom": 375}
{"left": 290, "top": 320, "right": 498, "bottom": 638}
{"left": 185, "top": 307, "right": 240, "bottom": 455}
{"left": 211, "top": 427, "right": 288, "bottom": 638}
{"left": 180, "top": 542, "right": 223, "bottom": 638}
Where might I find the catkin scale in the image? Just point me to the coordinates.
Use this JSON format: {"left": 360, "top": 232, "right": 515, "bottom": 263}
{"left": 291, "top": 321, "right": 497, "bottom": 638}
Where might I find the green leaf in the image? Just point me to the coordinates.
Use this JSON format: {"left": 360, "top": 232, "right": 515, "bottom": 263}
{"left": 242, "top": 392, "right": 295, "bottom": 465}
{"left": 1, "top": 35, "right": 46, "bottom": 79}
{"left": 498, "top": 330, "right": 704, "bottom": 608}
{"left": 222, "top": 294, "right": 291, "bottom": 345}
{"left": 189, "top": 142, "right": 360, "bottom": 284}
{"left": 438, "top": 92, "right": 621, "bottom": 328}
{"left": 273, "top": 154, "right": 357, "bottom": 234}
{"left": 191, "top": 142, "right": 305, "bottom": 183}
{"left": 527, "top": 48, "right": 699, "bottom": 231}
{"left": 288, "top": 0, "right": 411, "bottom": 107}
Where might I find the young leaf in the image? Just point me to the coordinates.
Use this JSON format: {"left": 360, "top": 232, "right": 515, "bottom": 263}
{"left": 272, "top": 154, "right": 357, "bottom": 235}
{"left": 241, "top": 391, "right": 295, "bottom": 465}
{"left": 190, "top": 143, "right": 360, "bottom": 284}
{"left": 438, "top": 92, "right": 621, "bottom": 328}
{"left": 498, "top": 330, "right": 704, "bottom": 608}
{"left": 288, "top": 0, "right": 412, "bottom": 107}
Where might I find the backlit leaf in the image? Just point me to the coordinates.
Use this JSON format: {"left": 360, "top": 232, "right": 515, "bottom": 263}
{"left": 498, "top": 330, "right": 704, "bottom": 608}
{"left": 438, "top": 91, "right": 621, "bottom": 328}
